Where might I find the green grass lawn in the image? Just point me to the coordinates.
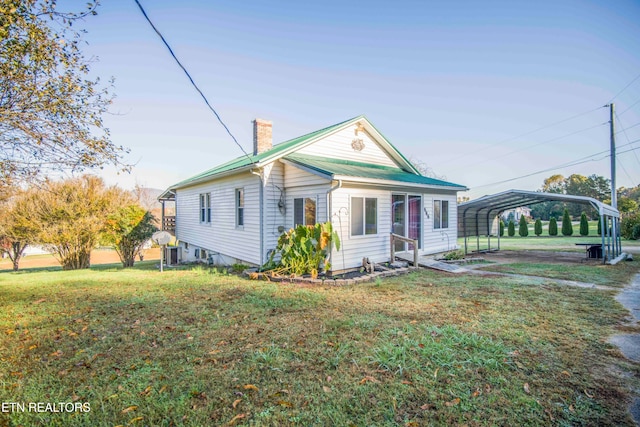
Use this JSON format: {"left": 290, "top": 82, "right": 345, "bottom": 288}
{"left": 478, "top": 262, "right": 639, "bottom": 287}
{"left": 1, "top": 263, "right": 639, "bottom": 426}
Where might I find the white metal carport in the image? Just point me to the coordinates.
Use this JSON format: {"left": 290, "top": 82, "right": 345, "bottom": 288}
{"left": 457, "top": 189, "right": 621, "bottom": 263}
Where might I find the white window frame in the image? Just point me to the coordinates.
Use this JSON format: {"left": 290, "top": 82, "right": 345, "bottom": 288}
{"left": 236, "top": 188, "right": 244, "bottom": 228}
{"left": 294, "top": 197, "right": 317, "bottom": 227}
{"left": 199, "top": 193, "right": 211, "bottom": 224}
{"left": 434, "top": 199, "right": 449, "bottom": 230}
{"left": 351, "top": 196, "right": 378, "bottom": 236}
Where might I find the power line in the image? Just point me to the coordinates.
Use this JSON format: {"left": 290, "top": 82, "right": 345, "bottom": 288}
{"left": 133, "top": 0, "right": 252, "bottom": 162}
{"left": 476, "top": 122, "right": 606, "bottom": 165}
{"left": 473, "top": 138, "right": 640, "bottom": 190}
{"left": 609, "top": 71, "right": 640, "bottom": 103}
{"left": 615, "top": 121, "right": 640, "bottom": 134}
{"left": 439, "top": 106, "right": 604, "bottom": 166}
{"left": 619, "top": 98, "right": 640, "bottom": 116}
{"left": 615, "top": 113, "right": 640, "bottom": 173}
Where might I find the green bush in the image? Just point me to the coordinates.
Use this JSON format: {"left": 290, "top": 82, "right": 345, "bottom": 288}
{"left": 499, "top": 220, "right": 504, "bottom": 237}
{"left": 621, "top": 212, "right": 640, "bottom": 240}
{"left": 561, "top": 208, "right": 573, "bottom": 236}
{"left": 579, "top": 212, "right": 589, "bottom": 236}
{"left": 518, "top": 216, "right": 529, "bottom": 237}
{"left": 534, "top": 218, "right": 542, "bottom": 236}
{"left": 597, "top": 216, "right": 601, "bottom": 235}
{"left": 549, "top": 217, "right": 558, "bottom": 236}
{"left": 266, "top": 222, "right": 340, "bottom": 277}
{"left": 507, "top": 220, "right": 515, "bottom": 237}
{"left": 442, "top": 250, "right": 465, "bottom": 260}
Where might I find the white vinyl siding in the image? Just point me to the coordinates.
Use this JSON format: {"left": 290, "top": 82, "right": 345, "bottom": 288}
{"left": 297, "top": 124, "right": 397, "bottom": 167}
{"left": 423, "top": 195, "right": 458, "bottom": 254}
{"left": 175, "top": 173, "right": 261, "bottom": 265}
{"left": 329, "top": 187, "right": 390, "bottom": 272}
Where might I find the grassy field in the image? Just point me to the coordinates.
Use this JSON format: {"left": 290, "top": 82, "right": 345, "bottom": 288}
{"left": 1, "top": 262, "right": 639, "bottom": 426}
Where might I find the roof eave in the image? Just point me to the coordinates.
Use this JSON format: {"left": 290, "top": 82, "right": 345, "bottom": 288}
{"left": 335, "top": 175, "right": 467, "bottom": 191}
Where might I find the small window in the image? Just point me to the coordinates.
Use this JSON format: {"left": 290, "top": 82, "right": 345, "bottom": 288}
{"left": 434, "top": 200, "right": 449, "bottom": 229}
{"left": 236, "top": 189, "right": 244, "bottom": 227}
{"left": 351, "top": 197, "right": 377, "bottom": 236}
{"left": 294, "top": 197, "right": 316, "bottom": 226}
{"left": 199, "top": 193, "right": 211, "bottom": 224}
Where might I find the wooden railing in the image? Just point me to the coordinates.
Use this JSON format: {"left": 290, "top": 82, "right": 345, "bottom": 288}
{"left": 162, "top": 216, "right": 176, "bottom": 233}
{"left": 390, "top": 233, "right": 419, "bottom": 267}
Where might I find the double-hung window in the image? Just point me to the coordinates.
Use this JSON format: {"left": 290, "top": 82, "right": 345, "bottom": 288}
{"left": 433, "top": 200, "right": 449, "bottom": 229}
{"left": 351, "top": 197, "right": 377, "bottom": 236}
{"left": 236, "top": 189, "right": 244, "bottom": 227}
{"left": 294, "top": 197, "right": 316, "bottom": 226}
{"left": 199, "top": 193, "right": 211, "bottom": 224}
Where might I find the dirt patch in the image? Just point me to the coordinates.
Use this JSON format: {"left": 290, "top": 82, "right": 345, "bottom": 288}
{"left": 478, "top": 249, "right": 600, "bottom": 265}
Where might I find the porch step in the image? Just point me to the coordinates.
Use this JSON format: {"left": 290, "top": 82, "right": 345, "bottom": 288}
{"left": 418, "top": 259, "right": 468, "bottom": 274}
{"left": 394, "top": 253, "right": 468, "bottom": 274}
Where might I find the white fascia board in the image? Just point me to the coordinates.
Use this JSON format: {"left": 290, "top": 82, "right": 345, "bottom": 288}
{"left": 334, "top": 175, "right": 467, "bottom": 192}
{"left": 173, "top": 165, "right": 255, "bottom": 191}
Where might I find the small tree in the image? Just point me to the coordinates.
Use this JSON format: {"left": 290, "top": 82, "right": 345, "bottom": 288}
{"left": 507, "top": 220, "right": 515, "bottom": 237}
{"left": 499, "top": 220, "right": 505, "bottom": 237}
{"left": 621, "top": 212, "right": 640, "bottom": 240}
{"left": 103, "top": 205, "right": 157, "bottom": 268}
{"left": 549, "top": 217, "right": 558, "bottom": 236}
{"left": 579, "top": 212, "right": 589, "bottom": 236}
{"left": 534, "top": 219, "right": 542, "bottom": 236}
{"left": 597, "top": 215, "right": 602, "bottom": 235}
{"left": 518, "top": 216, "right": 529, "bottom": 237}
{"left": 26, "top": 175, "right": 129, "bottom": 270}
{"left": 561, "top": 208, "right": 573, "bottom": 236}
{"left": 0, "top": 191, "right": 39, "bottom": 271}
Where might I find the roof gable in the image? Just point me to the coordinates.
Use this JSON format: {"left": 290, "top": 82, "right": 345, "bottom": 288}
{"left": 166, "top": 115, "right": 422, "bottom": 190}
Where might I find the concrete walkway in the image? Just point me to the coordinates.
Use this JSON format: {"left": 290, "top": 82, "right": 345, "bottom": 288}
{"left": 609, "top": 273, "right": 640, "bottom": 425}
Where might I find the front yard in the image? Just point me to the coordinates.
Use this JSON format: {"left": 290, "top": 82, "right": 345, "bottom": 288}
{"left": 1, "top": 262, "right": 639, "bottom": 426}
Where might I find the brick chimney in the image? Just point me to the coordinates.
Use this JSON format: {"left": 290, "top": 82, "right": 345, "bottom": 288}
{"left": 253, "top": 118, "right": 272, "bottom": 155}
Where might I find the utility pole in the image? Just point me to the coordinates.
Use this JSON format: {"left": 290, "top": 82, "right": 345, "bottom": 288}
{"left": 609, "top": 103, "right": 617, "bottom": 209}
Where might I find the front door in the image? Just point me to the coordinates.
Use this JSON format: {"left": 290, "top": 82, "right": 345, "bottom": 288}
{"left": 392, "top": 194, "right": 422, "bottom": 251}
{"left": 392, "top": 194, "right": 405, "bottom": 251}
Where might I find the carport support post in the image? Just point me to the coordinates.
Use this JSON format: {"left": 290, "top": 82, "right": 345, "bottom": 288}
{"left": 600, "top": 214, "right": 606, "bottom": 264}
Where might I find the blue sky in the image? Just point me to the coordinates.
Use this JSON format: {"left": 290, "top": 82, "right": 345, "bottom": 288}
{"left": 77, "top": 0, "right": 640, "bottom": 199}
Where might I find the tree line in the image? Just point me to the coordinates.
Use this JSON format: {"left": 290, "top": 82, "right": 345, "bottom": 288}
{"left": 0, "top": 176, "right": 157, "bottom": 271}
{"left": 508, "top": 173, "right": 640, "bottom": 240}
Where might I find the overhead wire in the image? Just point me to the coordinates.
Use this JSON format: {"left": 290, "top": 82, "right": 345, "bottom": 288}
{"left": 614, "top": 113, "right": 640, "bottom": 179}
{"left": 619, "top": 98, "right": 640, "bottom": 116}
{"left": 438, "top": 106, "right": 604, "bottom": 166}
{"left": 472, "top": 138, "right": 640, "bottom": 190}
{"left": 608, "top": 71, "right": 640, "bottom": 103}
{"left": 133, "top": 0, "right": 253, "bottom": 163}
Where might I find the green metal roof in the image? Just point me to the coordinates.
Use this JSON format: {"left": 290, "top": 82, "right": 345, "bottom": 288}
{"left": 284, "top": 153, "right": 467, "bottom": 189}
{"left": 170, "top": 115, "right": 364, "bottom": 189}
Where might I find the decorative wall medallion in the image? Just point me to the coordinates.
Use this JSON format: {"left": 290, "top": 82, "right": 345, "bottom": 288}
{"left": 351, "top": 138, "right": 365, "bottom": 151}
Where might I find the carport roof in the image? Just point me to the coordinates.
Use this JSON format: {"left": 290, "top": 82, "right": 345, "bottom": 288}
{"left": 458, "top": 189, "right": 619, "bottom": 237}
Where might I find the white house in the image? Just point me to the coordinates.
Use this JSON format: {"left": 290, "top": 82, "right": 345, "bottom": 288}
{"left": 158, "top": 116, "right": 467, "bottom": 273}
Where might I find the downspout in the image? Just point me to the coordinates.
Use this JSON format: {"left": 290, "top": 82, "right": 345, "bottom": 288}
{"left": 326, "top": 179, "right": 342, "bottom": 271}
{"left": 250, "top": 168, "right": 264, "bottom": 266}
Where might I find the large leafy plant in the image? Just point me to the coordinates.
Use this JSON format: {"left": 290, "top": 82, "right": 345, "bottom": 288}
{"left": 266, "top": 222, "right": 340, "bottom": 277}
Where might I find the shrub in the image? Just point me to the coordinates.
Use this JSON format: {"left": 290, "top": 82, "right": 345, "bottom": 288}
{"left": 499, "top": 220, "right": 504, "bottom": 237}
{"left": 561, "top": 208, "right": 573, "bottom": 236}
{"left": 266, "top": 222, "right": 340, "bottom": 277}
{"left": 549, "top": 217, "right": 558, "bottom": 236}
{"left": 507, "top": 220, "right": 515, "bottom": 237}
{"left": 534, "top": 219, "right": 542, "bottom": 236}
{"left": 442, "top": 250, "right": 465, "bottom": 260}
{"left": 518, "top": 216, "right": 529, "bottom": 237}
{"left": 621, "top": 212, "right": 640, "bottom": 240}
{"left": 579, "top": 212, "right": 589, "bottom": 236}
{"left": 597, "top": 216, "right": 601, "bottom": 235}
